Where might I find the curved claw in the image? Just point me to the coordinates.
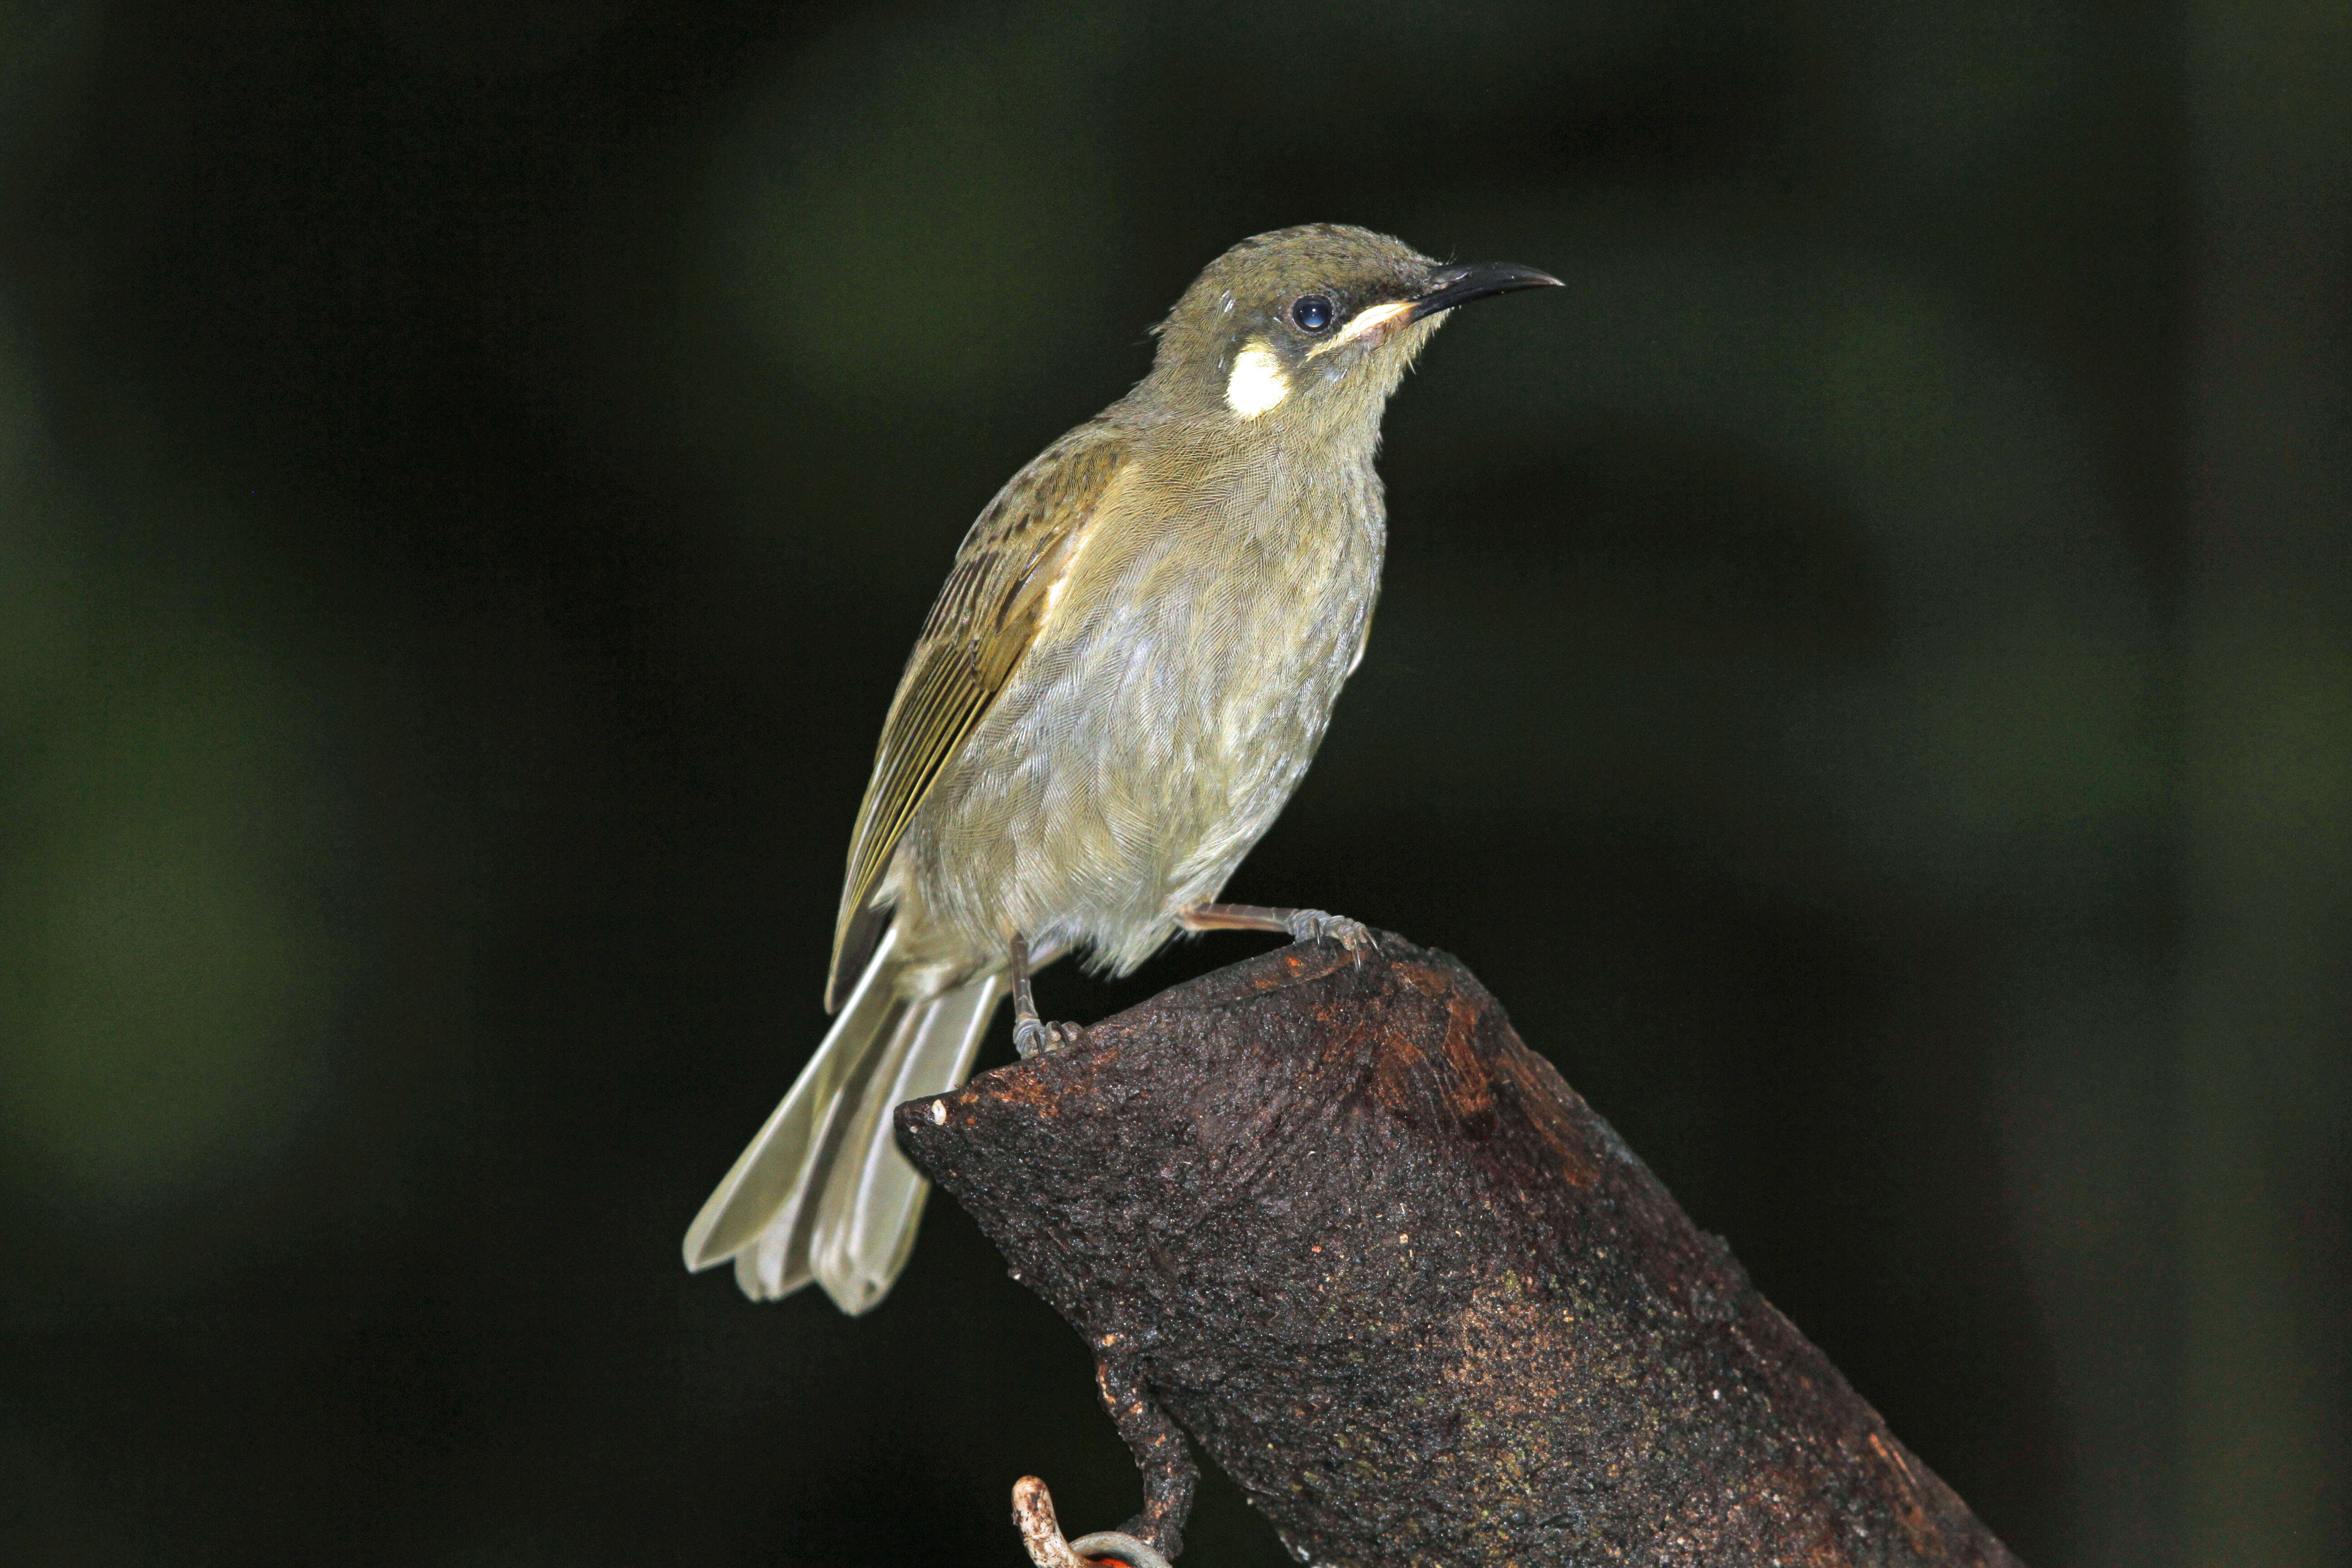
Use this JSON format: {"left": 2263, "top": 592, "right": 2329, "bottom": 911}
{"left": 1013, "top": 1019, "right": 1084, "bottom": 1058}
{"left": 1014, "top": 1477, "right": 1175, "bottom": 1568}
{"left": 1013, "top": 1017, "right": 1047, "bottom": 1058}
{"left": 1283, "top": 909, "right": 1374, "bottom": 960}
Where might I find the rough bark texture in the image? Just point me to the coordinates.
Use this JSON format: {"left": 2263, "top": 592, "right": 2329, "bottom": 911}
{"left": 895, "top": 934, "right": 2024, "bottom": 1568}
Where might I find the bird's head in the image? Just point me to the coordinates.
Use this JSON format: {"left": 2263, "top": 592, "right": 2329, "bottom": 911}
{"left": 1145, "top": 224, "right": 1558, "bottom": 441}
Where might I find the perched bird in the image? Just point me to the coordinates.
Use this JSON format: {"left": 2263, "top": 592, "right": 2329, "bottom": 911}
{"left": 684, "top": 224, "right": 1557, "bottom": 1313}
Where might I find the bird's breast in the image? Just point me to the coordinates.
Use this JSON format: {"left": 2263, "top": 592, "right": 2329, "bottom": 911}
{"left": 897, "top": 445, "right": 1387, "bottom": 975}
{"left": 1055, "top": 451, "right": 1385, "bottom": 718}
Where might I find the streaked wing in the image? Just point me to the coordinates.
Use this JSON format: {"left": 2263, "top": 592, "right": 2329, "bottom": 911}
{"left": 825, "top": 420, "right": 1132, "bottom": 1008}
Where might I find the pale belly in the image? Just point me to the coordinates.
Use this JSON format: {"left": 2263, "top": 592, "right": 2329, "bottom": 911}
{"left": 891, "top": 489, "right": 1383, "bottom": 978}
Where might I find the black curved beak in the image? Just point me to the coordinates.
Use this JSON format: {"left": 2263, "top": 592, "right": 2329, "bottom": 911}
{"left": 1408, "top": 262, "right": 1563, "bottom": 321}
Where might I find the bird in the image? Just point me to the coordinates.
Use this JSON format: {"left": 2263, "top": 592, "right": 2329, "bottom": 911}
{"left": 684, "top": 223, "right": 1558, "bottom": 1314}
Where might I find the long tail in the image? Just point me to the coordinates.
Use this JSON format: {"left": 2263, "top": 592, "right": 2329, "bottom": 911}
{"left": 681, "top": 923, "right": 1005, "bottom": 1314}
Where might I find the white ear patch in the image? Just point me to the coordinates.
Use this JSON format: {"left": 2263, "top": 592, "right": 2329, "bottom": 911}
{"left": 1225, "top": 343, "right": 1290, "bottom": 418}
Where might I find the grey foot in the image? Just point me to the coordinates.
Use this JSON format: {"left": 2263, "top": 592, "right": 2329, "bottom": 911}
{"left": 1283, "top": 909, "right": 1373, "bottom": 955}
{"left": 1014, "top": 1017, "right": 1085, "bottom": 1058}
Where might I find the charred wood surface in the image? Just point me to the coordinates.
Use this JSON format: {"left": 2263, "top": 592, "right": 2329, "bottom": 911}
{"left": 895, "top": 934, "right": 2022, "bottom": 1568}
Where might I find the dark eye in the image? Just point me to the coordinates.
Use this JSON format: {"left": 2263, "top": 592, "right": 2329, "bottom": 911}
{"left": 1290, "top": 294, "right": 1335, "bottom": 333}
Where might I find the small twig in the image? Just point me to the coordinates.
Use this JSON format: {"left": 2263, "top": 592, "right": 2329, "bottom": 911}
{"left": 1012, "top": 1476, "right": 1174, "bottom": 1568}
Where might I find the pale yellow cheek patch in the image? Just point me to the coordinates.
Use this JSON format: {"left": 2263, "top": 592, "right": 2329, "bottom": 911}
{"left": 1224, "top": 343, "right": 1290, "bottom": 417}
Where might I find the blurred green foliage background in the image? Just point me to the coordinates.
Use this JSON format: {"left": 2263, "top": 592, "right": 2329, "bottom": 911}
{"left": 0, "top": 2, "right": 2344, "bottom": 1564}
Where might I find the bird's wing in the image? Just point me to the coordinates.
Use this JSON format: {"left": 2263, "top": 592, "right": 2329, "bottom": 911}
{"left": 826, "top": 420, "right": 1134, "bottom": 1009}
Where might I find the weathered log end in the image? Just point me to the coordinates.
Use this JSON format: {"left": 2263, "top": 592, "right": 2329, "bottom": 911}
{"left": 896, "top": 933, "right": 2022, "bottom": 1568}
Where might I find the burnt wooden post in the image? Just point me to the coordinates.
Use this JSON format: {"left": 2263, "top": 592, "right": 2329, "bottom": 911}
{"left": 895, "top": 934, "right": 2023, "bottom": 1568}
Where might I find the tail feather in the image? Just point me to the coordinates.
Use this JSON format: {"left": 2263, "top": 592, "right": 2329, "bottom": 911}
{"left": 683, "top": 923, "right": 1005, "bottom": 1314}
{"left": 682, "top": 923, "right": 906, "bottom": 1289}
{"left": 809, "top": 971, "right": 1004, "bottom": 1313}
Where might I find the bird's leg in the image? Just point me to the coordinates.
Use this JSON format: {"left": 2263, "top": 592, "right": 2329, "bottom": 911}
{"left": 1179, "top": 902, "right": 1373, "bottom": 955}
{"left": 1009, "top": 932, "right": 1084, "bottom": 1058}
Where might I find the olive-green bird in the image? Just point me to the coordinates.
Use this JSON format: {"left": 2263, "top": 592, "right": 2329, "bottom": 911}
{"left": 684, "top": 224, "right": 1557, "bottom": 1313}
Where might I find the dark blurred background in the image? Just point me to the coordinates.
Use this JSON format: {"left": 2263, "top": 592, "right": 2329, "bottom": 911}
{"left": 1, "top": 2, "right": 2345, "bottom": 1564}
